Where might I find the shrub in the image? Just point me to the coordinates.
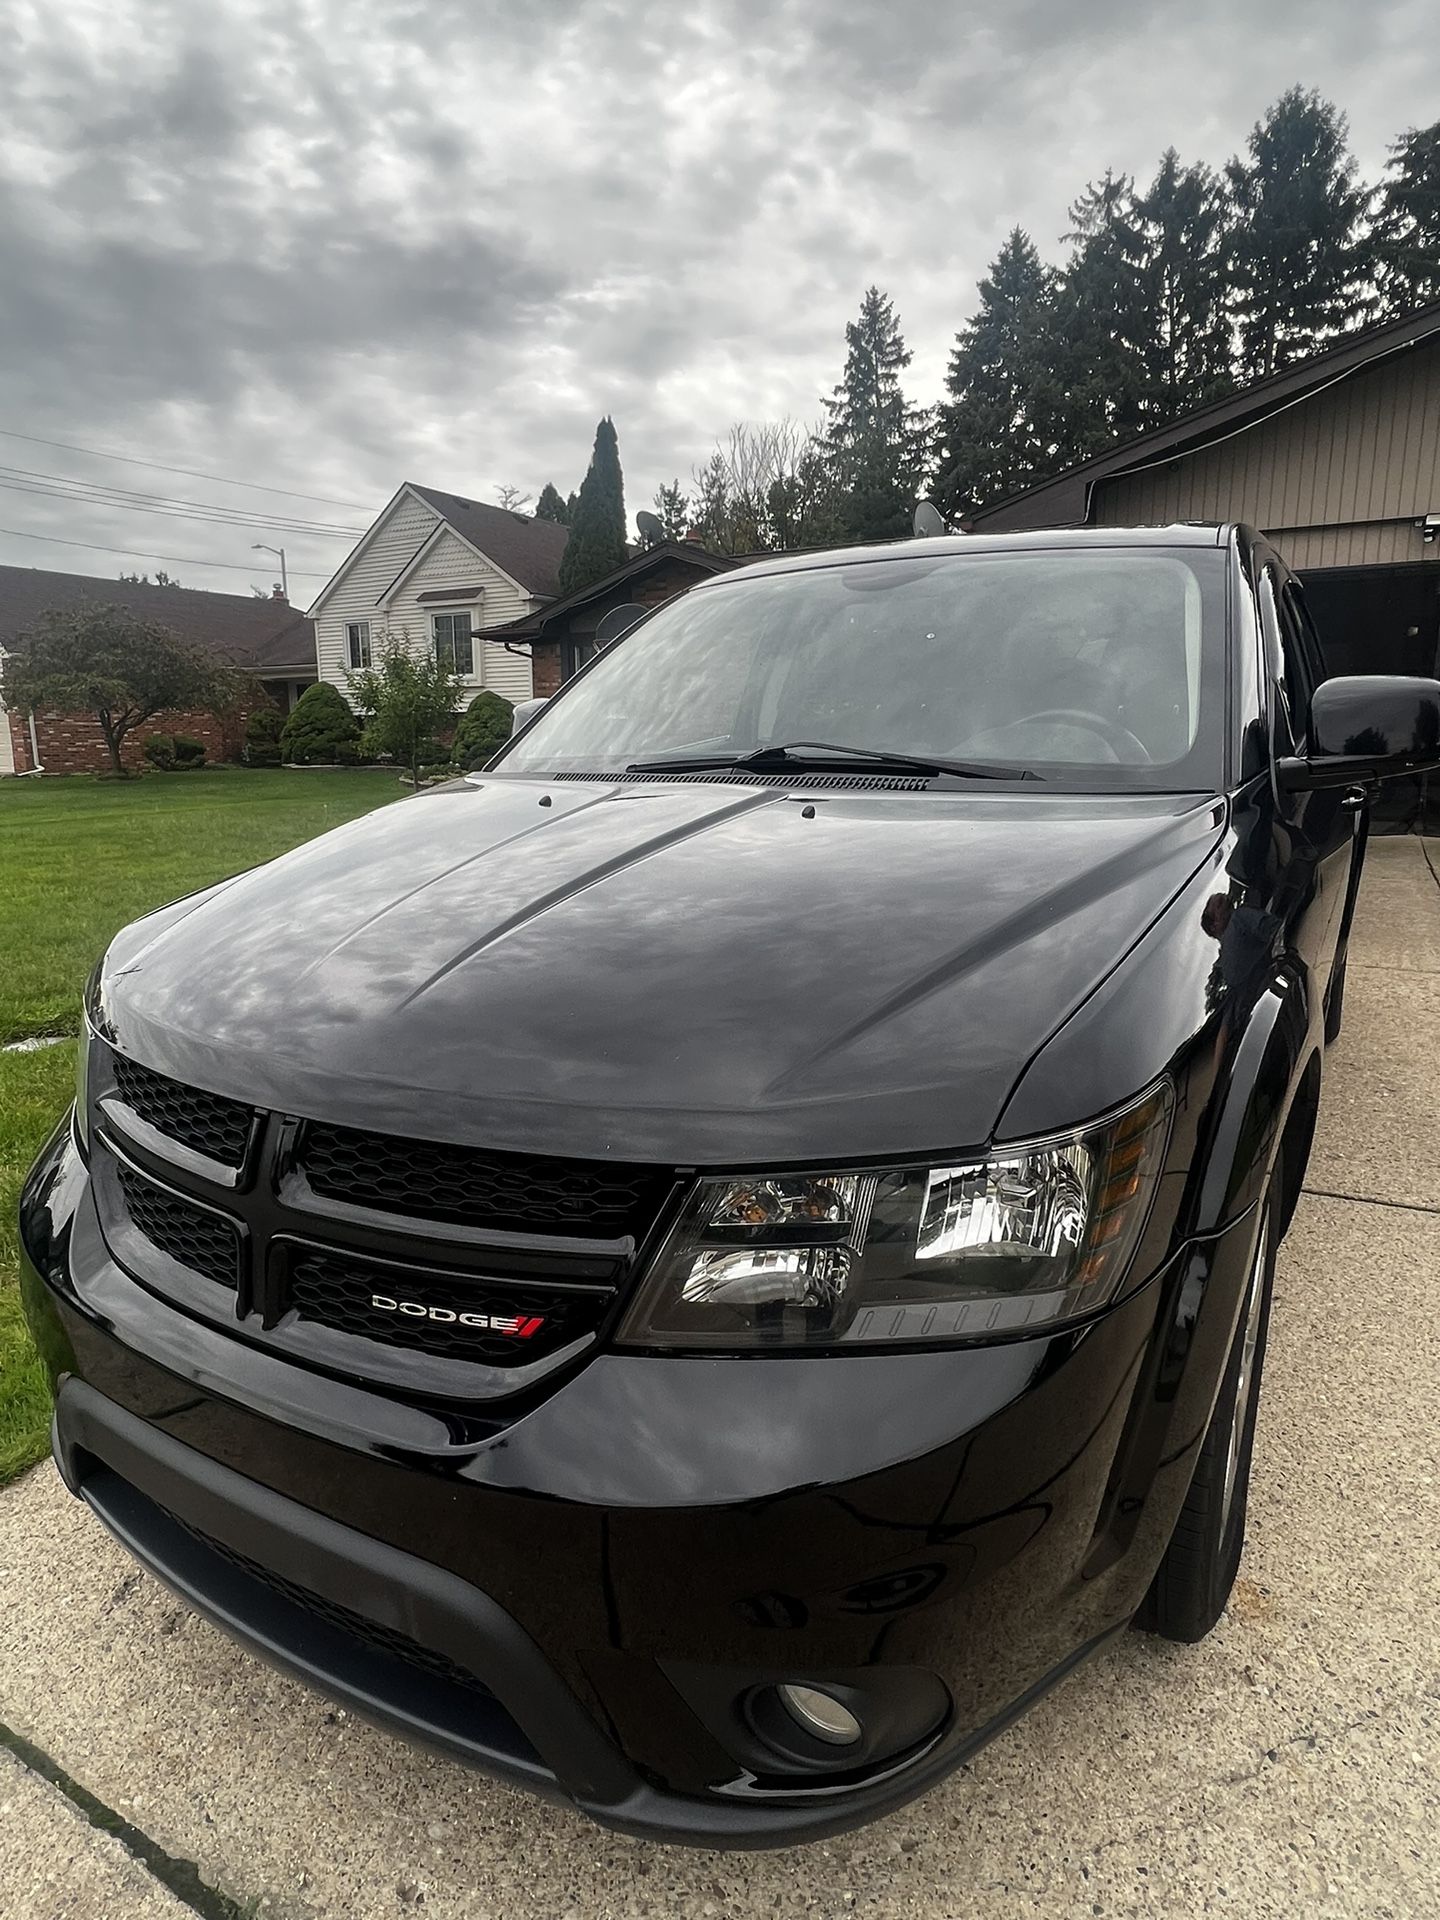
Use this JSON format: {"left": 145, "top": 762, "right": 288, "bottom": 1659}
{"left": 334, "top": 738, "right": 366, "bottom": 766}
{"left": 171, "top": 733, "right": 206, "bottom": 768}
{"left": 280, "top": 682, "right": 361, "bottom": 764}
{"left": 244, "top": 706, "right": 283, "bottom": 767}
{"left": 143, "top": 733, "right": 176, "bottom": 771}
{"left": 452, "top": 690, "right": 514, "bottom": 770}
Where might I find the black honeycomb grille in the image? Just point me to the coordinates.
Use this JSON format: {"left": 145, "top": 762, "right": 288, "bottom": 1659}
{"left": 110, "top": 1053, "right": 254, "bottom": 1166}
{"left": 176, "top": 1518, "right": 492, "bottom": 1696}
{"left": 285, "top": 1248, "right": 604, "bottom": 1365}
{"left": 117, "top": 1165, "right": 241, "bottom": 1290}
{"left": 300, "top": 1121, "right": 669, "bottom": 1239}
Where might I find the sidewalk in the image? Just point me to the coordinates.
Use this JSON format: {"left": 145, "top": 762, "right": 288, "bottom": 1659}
{"left": 2, "top": 837, "right": 1437, "bottom": 1920}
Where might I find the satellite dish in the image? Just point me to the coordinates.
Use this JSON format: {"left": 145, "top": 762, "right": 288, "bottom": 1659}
{"left": 595, "top": 602, "right": 649, "bottom": 646}
{"left": 913, "top": 501, "right": 948, "bottom": 538}
{"left": 636, "top": 509, "right": 666, "bottom": 547}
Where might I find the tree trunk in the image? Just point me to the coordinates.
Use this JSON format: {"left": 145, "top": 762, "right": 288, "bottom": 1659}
{"left": 97, "top": 711, "right": 126, "bottom": 777}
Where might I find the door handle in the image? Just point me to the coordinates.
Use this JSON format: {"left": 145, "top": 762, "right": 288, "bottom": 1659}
{"left": 1340, "top": 787, "right": 1368, "bottom": 811}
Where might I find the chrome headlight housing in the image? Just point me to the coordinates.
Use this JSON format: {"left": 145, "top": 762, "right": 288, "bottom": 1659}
{"left": 618, "top": 1082, "right": 1172, "bottom": 1350}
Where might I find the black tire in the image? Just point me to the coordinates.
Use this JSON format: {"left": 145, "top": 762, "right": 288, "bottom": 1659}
{"left": 1324, "top": 949, "right": 1347, "bottom": 1045}
{"left": 1133, "top": 1199, "right": 1276, "bottom": 1643}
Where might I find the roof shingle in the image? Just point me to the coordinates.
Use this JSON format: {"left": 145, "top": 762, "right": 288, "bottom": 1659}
{"left": 407, "top": 485, "right": 569, "bottom": 598}
{"left": 0, "top": 565, "right": 316, "bottom": 672}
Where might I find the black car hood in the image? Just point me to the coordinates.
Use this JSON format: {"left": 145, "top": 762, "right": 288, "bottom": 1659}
{"left": 101, "top": 776, "right": 1224, "bottom": 1164}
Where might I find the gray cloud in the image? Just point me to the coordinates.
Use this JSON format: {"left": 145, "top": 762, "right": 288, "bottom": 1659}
{"left": 0, "top": 0, "right": 1433, "bottom": 597}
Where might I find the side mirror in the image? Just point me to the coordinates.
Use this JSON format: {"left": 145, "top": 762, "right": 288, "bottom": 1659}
{"left": 1278, "top": 675, "right": 1440, "bottom": 790}
{"left": 510, "top": 696, "right": 548, "bottom": 737}
{"left": 595, "top": 603, "right": 649, "bottom": 646}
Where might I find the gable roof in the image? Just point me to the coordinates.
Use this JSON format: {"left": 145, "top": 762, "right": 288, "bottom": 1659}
{"left": 493, "top": 541, "right": 744, "bottom": 641}
{"left": 407, "top": 485, "right": 569, "bottom": 597}
{"left": 0, "top": 565, "right": 317, "bottom": 672}
{"left": 972, "top": 298, "right": 1440, "bottom": 533}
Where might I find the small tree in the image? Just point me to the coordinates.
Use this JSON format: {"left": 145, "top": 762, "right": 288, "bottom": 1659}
{"left": 453, "top": 689, "right": 514, "bottom": 769}
{"left": 348, "top": 634, "right": 464, "bottom": 788}
{"left": 651, "top": 480, "right": 690, "bottom": 540}
{"left": 534, "top": 482, "right": 570, "bottom": 525}
{"left": 495, "top": 484, "right": 533, "bottom": 513}
{"left": 0, "top": 602, "right": 225, "bottom": 776}
{"left": 280, "top": 681, "right": 361, "bottom": 765}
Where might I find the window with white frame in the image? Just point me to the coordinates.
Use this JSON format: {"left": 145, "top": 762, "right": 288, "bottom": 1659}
{"left": 345, "top": 620, "right": 372, "bottom": 669}
{"left": 433, "top": 611, "right": 475, "bottom": 676}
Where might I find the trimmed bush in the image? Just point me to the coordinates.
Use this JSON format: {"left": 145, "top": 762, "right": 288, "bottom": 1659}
{"left": 244, "top": 706, "right": 283, "bottom": 767}
{"left": 172, "top": 733, "right": 206, "bottom": 768}
{"left": 452, "top": 690, "right": 514, "bottom": 770}
{"left": 280, "top": 682, "right": 361, "bottom": 764}
{"left": 143, "top": 733, "right": 176, "bottom": 771}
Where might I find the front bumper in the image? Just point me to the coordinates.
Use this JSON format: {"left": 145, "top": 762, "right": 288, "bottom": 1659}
{"left": 20, "top": 1120, "right": 1262, "bottom": 1845}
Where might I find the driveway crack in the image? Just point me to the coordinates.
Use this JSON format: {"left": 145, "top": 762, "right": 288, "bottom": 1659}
{"left": 0, "top": 1713, "right": 257, "bottom": 1920}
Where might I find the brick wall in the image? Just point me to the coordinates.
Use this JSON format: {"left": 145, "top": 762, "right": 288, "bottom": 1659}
{"left": 10, "top": 703, "right": 248, "bottom": 775}
{"left": 531, "top": 649, "right": 562, "bottom": 697}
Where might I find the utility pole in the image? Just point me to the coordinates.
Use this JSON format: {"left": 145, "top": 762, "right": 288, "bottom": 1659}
{"left": 251, "top": 543, "right": 288, "bottom": 599}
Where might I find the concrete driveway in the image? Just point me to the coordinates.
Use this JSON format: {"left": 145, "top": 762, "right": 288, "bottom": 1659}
{"left": 3, "top": 837, "right": 1437, "bottom": 1920}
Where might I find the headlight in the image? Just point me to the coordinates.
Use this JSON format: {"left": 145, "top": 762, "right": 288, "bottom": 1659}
{"left": 618, "top": 1082, "right": 1172, "bottom": 1349}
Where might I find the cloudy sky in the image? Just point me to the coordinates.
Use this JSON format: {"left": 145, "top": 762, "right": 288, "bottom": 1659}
{"left": 0, "top": 0, "right": 1435, "bottom": 602}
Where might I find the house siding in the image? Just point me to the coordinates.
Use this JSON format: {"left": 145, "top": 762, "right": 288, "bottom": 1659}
{"left": 1093, "top": 337, "right": 1440, "bottom": 571}
{"left": 312, "top": 493, "right": 537, "bottom": 708}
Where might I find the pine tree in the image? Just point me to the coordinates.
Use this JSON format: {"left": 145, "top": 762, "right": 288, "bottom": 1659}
{"left": 651, "top": 480, "right": 690, "bottom": 540}
{"left": 557, "top": 418, "right": 627, "bottom": 595}
{"left": 1225, "top": 88, "right": 1376, "bottom": 379}
{"left": 933, "top": 229, "right": 1060, "bottom": 515}
{"left": 1131, "top": 150, "right": 1236, "bottom": 423}
{"left": 534, "top": 482, "right": 569, "bottom": 525}
{"left": 821, "top": 286, "right": 928, "bottom": 542}
{"left": 1049, "top": 172, "right": 1150, "bottom": 464}
{"left": 1375, "top": 119, "right": 1440, "bottom": 315}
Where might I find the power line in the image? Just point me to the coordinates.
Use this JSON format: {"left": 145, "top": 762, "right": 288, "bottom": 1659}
{"left": 0, "top": 426, "right": 380, "bottom": 513}
{"left": 0, "top": 475, "right": 362, "bottom": 539}
{"left": 0, "top": 462, "right": 364, "bottom": 535}
{"left": 0, "top": 525, "right": 333, "bottom": 578}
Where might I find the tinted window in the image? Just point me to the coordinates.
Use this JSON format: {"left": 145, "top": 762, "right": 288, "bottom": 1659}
{"left": 501, "top": 547, "right": 1229, "bottom": 789}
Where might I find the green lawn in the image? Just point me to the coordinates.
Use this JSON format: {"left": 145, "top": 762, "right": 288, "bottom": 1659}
{"left": 0, "top": 767, "right": 403, "bottom": 1482}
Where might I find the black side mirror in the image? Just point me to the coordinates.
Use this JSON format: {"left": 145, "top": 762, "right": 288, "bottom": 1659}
{"left": 1278, "top": 675, "right": 1440, "bottom": 790}
{"left": 595, "top": 603, "right": 649, "bottom": 646}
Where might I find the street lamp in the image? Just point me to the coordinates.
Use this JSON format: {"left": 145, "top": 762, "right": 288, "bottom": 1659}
{"left": 251, "top": 543, "right": 288, "bottom": 598}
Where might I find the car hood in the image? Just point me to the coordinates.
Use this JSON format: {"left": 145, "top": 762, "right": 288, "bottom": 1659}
{"left": 101, "top": 775, "right": 1224, "bottom": 1164}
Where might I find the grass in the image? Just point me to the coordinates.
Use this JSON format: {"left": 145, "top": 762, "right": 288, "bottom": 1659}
{"left": 0, "top": 767, "right": 403, "bottom": 1483}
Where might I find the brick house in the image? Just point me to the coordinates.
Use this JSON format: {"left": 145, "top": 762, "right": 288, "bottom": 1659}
{"left": 493, "top": 540, "right": 745, "bottom": 694}
{"left": 0, "top": 567, "right": 317, "bottom": 776}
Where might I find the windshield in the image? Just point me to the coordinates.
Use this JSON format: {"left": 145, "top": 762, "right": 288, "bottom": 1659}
{"left": 499, "top": 547, "right": 1229, "bottom": 789}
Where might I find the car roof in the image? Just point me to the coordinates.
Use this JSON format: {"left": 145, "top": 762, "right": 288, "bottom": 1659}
{"left": 695, "top": 522, "right": 1233, "bottom": 590}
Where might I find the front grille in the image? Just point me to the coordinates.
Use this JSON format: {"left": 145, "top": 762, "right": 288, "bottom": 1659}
{"left": 110, "top": 1053, "right": 254, "bottom": 1166}
{"left": 117, "top": 1165, "right": 241, "bottom": 1290}
{"left": 177, "top": 1518, "right": 492, "bottom": 1696}
{"left": 285, "top": 1248, "right": 605, "bottom": 1365}
{"left": 301, "top": 1120, "right": 669, "bottom": 1240}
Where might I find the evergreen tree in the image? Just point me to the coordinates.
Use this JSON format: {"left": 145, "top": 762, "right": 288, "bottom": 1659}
{"left": 1375, "top": 119, "right": 1440, "bottom": 315}
{"left": 933, "top": 228, "right": 1060, "bottom": 515}
{"left": 557, "top": 417, "right": 627, "bottom": 595}
{"left": 1049, "top": 172, "right": 1150, "bottom": 463}
{"left": 533, "top": 482, "right": 570, "bottom": 525}
{"left": 821, "top": 286, "right": 928, "bottom": 542}
{"left": 651, "top": 480, "right": 690, "bottom": 540}
{"left": 689, "top": 451, "right": 733, "bottom": 551}
{"left": 1131, "top": 150, "right": 1236, "bottom": 422}
{"left": 1225, "top": 88, "right": 1375, "bottom": 379}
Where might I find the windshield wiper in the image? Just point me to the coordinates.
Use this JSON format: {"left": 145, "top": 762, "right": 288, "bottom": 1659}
{"left": 626, "top": 739, "right": 1037, "bottom": 781}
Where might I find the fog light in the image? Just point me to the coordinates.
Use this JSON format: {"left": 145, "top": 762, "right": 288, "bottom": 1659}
{"left": 776, "top": 1683, "right": 863, "bottom": 1747}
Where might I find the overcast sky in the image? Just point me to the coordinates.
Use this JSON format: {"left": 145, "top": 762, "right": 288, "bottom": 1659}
{"left": 0, "top": 0, "right": 1435, "bottom": 603}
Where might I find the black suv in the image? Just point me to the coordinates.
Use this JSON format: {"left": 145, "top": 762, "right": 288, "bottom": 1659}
{"left": 20, "top": 525, "right": 1440, "bottom": 1845}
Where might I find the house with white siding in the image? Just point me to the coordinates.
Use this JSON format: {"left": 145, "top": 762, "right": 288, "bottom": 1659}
{"left": 307, "top": 484, "right": 569, "bottom": 708}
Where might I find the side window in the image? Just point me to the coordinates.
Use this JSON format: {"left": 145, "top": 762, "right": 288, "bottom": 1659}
{"left": 1282, "top": 580, "right": 1327, "bottom": 691}
{"left": 433, "top": 612, "right": 475, "bottom": 676}
{"left": 1257, "top": 568, "right": 1298, "bottom": 755}
{"left": 1276, "top": 580, "right": 1316, "bottom": 749}
{"left": 345, "top": 620, "right": 371, "bottom": 669}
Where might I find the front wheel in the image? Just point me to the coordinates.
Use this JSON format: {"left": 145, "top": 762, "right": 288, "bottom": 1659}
{"left": 1133, "top": 1198, "right": 1276, "bottom": 1643}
